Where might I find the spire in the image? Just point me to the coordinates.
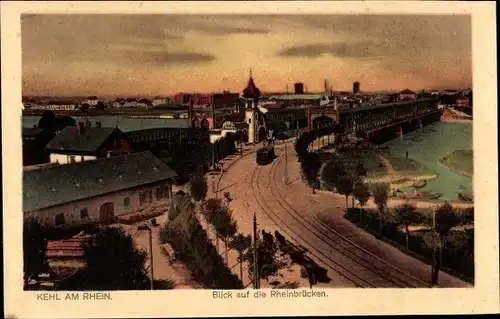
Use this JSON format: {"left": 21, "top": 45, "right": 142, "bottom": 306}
{"left": 243, "top": 69, "right": 261, "bottom": 99}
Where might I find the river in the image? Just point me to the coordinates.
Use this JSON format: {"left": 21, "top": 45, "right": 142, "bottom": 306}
{"left": 22, "top": 115, "right": 189, "bottom": 132}
{"left": 382, "top": 121, "right": 473, "bottom": 201}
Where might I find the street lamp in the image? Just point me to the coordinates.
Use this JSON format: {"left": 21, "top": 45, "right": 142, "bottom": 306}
{"left": 138, "top": 224, "right": 154, "bottom": 290}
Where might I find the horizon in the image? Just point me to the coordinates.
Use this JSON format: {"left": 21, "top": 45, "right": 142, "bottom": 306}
{"left": 22, "top": 14, "right": 472, "bottom": 97}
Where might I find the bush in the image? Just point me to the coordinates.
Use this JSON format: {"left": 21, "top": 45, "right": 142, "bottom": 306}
{"left": 162, "top": 204, "right": 243, "bottom": 289}
{"left": 343, "top": 208, "right": 474, "bottom": 280}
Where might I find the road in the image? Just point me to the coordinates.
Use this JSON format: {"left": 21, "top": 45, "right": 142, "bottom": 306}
{"left": 216, "top": 140, "right": 471, "bottom": 288}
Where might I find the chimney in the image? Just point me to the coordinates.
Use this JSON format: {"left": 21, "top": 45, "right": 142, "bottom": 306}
{"left": 96, "top": 121, "right": 102, "bottom": 128}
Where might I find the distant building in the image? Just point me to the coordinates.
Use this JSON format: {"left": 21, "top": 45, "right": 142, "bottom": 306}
{"left": 152, "top": 96, "right": 171, "bottom": 107}
{"left": 46, "top": 100, "right": 77, "bottom": 111}
{"left": 136, "top": 98, "right": 152, "bottom": 108}
{"left": 455, "top": 97, "right": 470, "bottom": 108}
{"left": 399, "top": 89, "right": 417, "bottom": 101}
{"left": 294, "top": 83, "right": 304, "bottom": 95}
{"left": 353, "top": 81, "right": 360, "bottom": 94}
{"left": 23, "top": 151, "right": 177, "bottom": 228}
{"left": 44, "top": 124, "right": 132, "bottom": 165}
{"left": 84, "top": 96, "right": 99, "bottom": 106}
{"left": 124, "top": 98, "right": 137, "bottom": 108}
{"left": 112, "top": 98, "right": 126, "bottom": 108}
{"left": 267, "top": 94, "right": 329, "bottom": 106}
{"left": 213, "top": 91, "right": 239, "bottom": 108}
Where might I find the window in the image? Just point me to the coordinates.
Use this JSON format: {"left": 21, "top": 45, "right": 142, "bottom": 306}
{"left": 80, "top": 156, "right": 85, "bottom": 162}
{"left": 156, "top": 186, "right": 170, "bottom": 199}
{"left": 55, "top": 213, "right": 66, "bottom": 226}
{"left": 124, "top": 197, "right": 130, "bottom": 207}
{"left": 248, "top": 118, "right": 251, "bottom": 124}
{"left": 69, "top": 156, "right": 76, "bottom": 163}
{"left": 80, "top": 208, "right": 88, "bottom": 219}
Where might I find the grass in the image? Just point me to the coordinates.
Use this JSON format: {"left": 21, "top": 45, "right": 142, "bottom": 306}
{"left": 334, "top": 148, "right": 387, "bottom": 178}
{"left": 384, "top": 156, "right": 436, "bottom": 178}
{"left": 440, "top": 149, "right": 473, "bottom": 177}
{"left": 337, "top": 208, "right": 474, "bottom": 283}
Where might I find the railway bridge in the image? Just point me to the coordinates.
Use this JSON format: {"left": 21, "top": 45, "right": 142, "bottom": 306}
{"left": 307, "top": 98, "right": 443, "bottom": 143}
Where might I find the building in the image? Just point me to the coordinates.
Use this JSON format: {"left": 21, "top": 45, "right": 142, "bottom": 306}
{"left": 456, "top": 97, "right": 470, "bottom": 108}
{"left": 44, "top": 124, "right": 132, "bottom": 165}
{"left": 213, "top": 91, "right": 239, "bottom": 108}
{"left": 267, "top": 93, "right": 330, "bottom": 107}
{"left": 152, "top": 96, "right": 171, "bottom": 107}
{"left": 84, "top": 96, "right": 99, "bottom": 106}
{"left": 45, "top": 100, "right": 77, "bottom": 111}
{"left": 399, "top": 89, "right": 417, "bottom": 101}
{"left": 136, "top": 98, "right": 152, "bottom": 108}
{"left": 112, "top": 98, "right": 126, "bottom": 108}
{"left": 294, "top": 83, "right": 304, "bottom": 95}
{"left": 23, "top": 151, "right": 177, "bottom": 228}
{"left": 23, "top": 127, "right": 53, "bottom": 166}
{"left": 353, "top": 81, "right": 360, "bottom": 94}
{"left": 124, "top": 98, "right": 138, "bottom": 108}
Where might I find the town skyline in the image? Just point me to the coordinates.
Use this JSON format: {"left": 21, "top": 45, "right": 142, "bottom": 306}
{"left": 22, "top": 14, "right": 472, "bottom": 96}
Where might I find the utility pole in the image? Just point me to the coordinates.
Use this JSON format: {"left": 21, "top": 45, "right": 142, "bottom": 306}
{"left": 252, "top": 213, "right": 259, "bottom": 289}
{"left": 284, "top": 142, "right": 288, "bottom": 184}
{"left": 138, "top": 225, "right": 154, "bottom": 290}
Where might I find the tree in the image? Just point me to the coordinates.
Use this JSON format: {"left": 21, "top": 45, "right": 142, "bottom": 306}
{"left": 23, "top": 218, "right": 48, "bottom": 287}
{"left": 245, "top": 236, "right": 287, "bottom": 284}
{"left": 37, "top": 110, "right": 57, "bottom": 132}
{"left": 80, "top": 103, "right": 90, "bottom": 112}
{"left": 202, "top": 198, "right": 227, "bottom": 252}
{"left": 82, "top": 226, "right": 149, "bottom": 290}
{"left": 353, "top": 182, "right": 371, "bottom": 217}
{"left": 212, "top": 202, "right": 238, "bottom": 262}
{"left": 431, "top": 202, "right": 461, "bottom": 286}
{"left": 393, "top": 202, "right": 420, "bottom": 251}
{"left": 189, "top": 174, "right": 208, "bottom": 218}
{"left": 95, "top": 101, "right": 106, "bottom": 110}
{"left": 372, "top": 183, "right": 390, "bottom": 232}
{"left": 300, "top": 152, "right": 322, "bottom": 194}
{"left": 336, "top": 174, "right": 355, "bottom": 210}
{"left": 229, "top": 234, "right": 252, "bottom": 280}
{"left": 355, "top": 162, "right": 367, "bottom": 180}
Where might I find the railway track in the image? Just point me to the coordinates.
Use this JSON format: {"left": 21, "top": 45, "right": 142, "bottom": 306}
{"left": 250, "top": 162, "right": 367, "bottom": 287}
{"left": 268, "top": 153, "right": 431, "bottom": 288}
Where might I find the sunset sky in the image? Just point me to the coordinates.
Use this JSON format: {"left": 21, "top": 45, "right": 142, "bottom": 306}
{"left": 21, "top": 14, "right": 472, "bottom": 97}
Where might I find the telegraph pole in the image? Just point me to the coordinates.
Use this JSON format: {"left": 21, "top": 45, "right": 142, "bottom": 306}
{"left": 284, "top": 142, "right": 288, "bottom": 184}
{"left": 252, "top": 213, "right": 259, "bottom": 289}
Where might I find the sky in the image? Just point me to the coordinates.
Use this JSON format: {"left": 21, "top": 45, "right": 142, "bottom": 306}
{"left": 21, "top": 14, "right": 472, "bottom": 97}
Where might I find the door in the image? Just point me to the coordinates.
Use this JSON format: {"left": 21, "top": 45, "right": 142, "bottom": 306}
{"left": 99, "top": 202, "right": 115, "bottom": 223}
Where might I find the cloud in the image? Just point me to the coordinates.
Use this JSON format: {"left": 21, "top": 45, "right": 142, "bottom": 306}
{"left": 125, "top": 50, "right": 217, "bottom": 66}
{"left": 277, "top": 41, "right": 389, "bottom": 59}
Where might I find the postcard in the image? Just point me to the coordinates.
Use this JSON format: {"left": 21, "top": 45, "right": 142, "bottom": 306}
{"left": 2, "top": 1, "right": 499, "bottom": 318}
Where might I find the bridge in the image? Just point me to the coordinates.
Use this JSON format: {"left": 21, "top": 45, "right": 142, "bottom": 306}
{"left": 307, "top": 98, "right": 443, "bottom": 143}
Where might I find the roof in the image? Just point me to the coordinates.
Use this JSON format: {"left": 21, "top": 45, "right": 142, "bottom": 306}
{"left": 87, "top": 96, "right": 98, "bottom": 100}
{"left": 269, "top": 94, "right": 324, "bottom": 100}
{"left": 400, "top": 89, "right": 416, "bottom": 95}
{"left": 44, "top": 126, "right": 120, "bottom": 153}
{"left": 262, "top": 103, "right": 285, "bottom": 110}
{"left": 23, "top": 151, "right": 177, "bottom": 212}
{"left": 243, "top": 76, "right": 261, "bottom": 99}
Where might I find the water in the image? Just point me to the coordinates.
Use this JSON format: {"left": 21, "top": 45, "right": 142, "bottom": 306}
{"left": 22, "top": 115, "right": 189, "bottom": 132}
{"left": 382, "top": 122, "right": 473, "bottom": 201}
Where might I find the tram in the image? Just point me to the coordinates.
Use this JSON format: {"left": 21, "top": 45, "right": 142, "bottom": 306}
{"left": 256, "top": 138, "right": 276, "bottom": 165}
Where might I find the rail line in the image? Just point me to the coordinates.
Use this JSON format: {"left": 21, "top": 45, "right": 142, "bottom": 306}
{"left": 269, "top": 152, "right": 431, "bottom": 287}
{"left": 250, "top": 161, "right": 371, "bottom": 288}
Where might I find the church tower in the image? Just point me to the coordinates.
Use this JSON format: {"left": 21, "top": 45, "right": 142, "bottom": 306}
{"left": 243, "top": 69, "right": 261, "bottom": 144}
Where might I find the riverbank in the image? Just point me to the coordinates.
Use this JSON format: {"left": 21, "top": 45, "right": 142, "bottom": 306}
{"left": 439, "top": 149, "right": 473, "bottom": 178}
